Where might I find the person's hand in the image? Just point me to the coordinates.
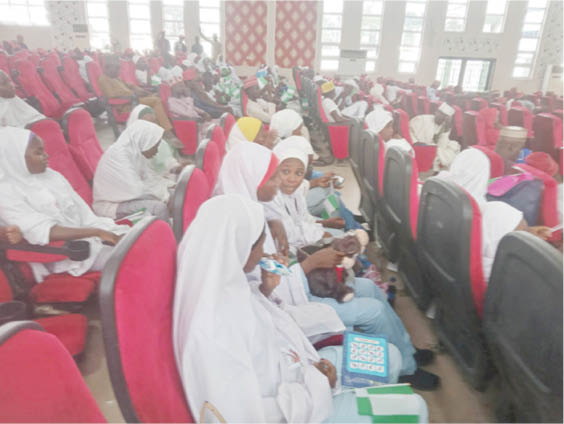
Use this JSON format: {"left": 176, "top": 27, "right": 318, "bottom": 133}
{"left": 314, "top": 359, "right": 337, "bottom": 388}
{"left": 268, "top": 219, "right": 289, "bottom": 257}
{"left": 305, "top": 247, "right": 345, "bottom": 270}
{"left": 97, "top": 230, "right": 122, "bottom": 246}
{"left": 4, "top": 226, "right": 22, "bottom": 245}
{"left": 528, "top": 226, "right": 552, "bottom": 240}
{"left": 260, "top": 267, "right": 281, "bottom": 297}
{"left": 323, "top": 217, "right": 345, "bottom": 229}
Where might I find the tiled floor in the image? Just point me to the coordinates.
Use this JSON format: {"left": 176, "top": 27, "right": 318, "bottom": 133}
{"left": 77, "top": 127, "right": 497, "bottom": 423}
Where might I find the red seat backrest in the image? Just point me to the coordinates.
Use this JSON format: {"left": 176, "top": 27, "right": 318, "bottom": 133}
{"left": 452, "top": 105, "right": 463, "bottom": 137}
{"left": 196, "top": 139, "right": 221, "bottom": 195}
{"left": 28, "top": 119, "right": 93, "bottom": 205}
{"left": 86, "top": 61, "right": 103, "bottom": 98}
{"left": 119, "top": 60, "right": 137, "bottom": 87}
{"left": 14, "top": 59, "right": 62, "bottom": 118}
{"left": 99, "top": 219, "right": 193, "bottom": 423}
{"left": 149, "top": 57, "right": 162, "bottom": 75}
{"left": 159, "top": 83, "right": 172, "bottom": 116}
{"left": 0, "top": 322, "right": 106, "bottom": 423}
{"left": 490, "top": 102, "right": 508, "bottom": 126}
{"left": 417, "top": 96, "right": 429, "bottom": 115}
{"left": 533, "top": 113, "right": 563, "bottom": 152}
{"left": 209, "top": 124, "right": 226, "bottom": 158}
{"left": 39, "top": 55, "right": 80, "bottom": 109}
{"left": 508, "top": 106, "right": 534, "bottom": 137}
{"left": 61, "top": 56, "right": 93, "bottom": 101}
{"left": 220, "top": 112, "right": 236, "bottom": 137}
{"left": 466, "top": 191, "right": 487, "bottom": 318}
{"left": 471, "top": 146, "right": 504, "bottom": 178}
{"left": 64, "top": 108, "right": 104, "bottom": 182}
{"left": 393, "top": 108, "right": 413, "bottom": 144}
{"left": 471, "top": 97, "right": 487, "bottom": 111}
{"left": 514, "top": 163, "right": 559, "bottom": 227}
{"left": 462, "top": 111, "right": 480, "bottom": 148}
{"left": 172, "top": 166, "right": 209, "bottom": 241}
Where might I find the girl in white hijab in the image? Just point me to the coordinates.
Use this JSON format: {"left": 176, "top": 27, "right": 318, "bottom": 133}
{"left": 369, "top": 83, "right": 389, "bottom": 105}
{"left": 173, "top": 194, "right": 427, "bottom": 423}
{"left": 93, "top": 120, "right": 173, "bottom": 221}
{"left": 270, "top": 109, "right": 310, "bottom": 141}
{"left": 0, "top": 127, "right": 128, "bottom": 282}
{"left": 365, "top": 109, "right": 414, "bottom": 157}
{"left": 0, "top": 70, "right": 45, "bottom": 127}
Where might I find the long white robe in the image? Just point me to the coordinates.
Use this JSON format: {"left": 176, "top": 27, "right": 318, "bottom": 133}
{"left": 409, "top": 114, "right": 460, "bottom": 170}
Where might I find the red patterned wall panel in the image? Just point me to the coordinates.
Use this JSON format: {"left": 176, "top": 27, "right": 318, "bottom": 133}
{"left": 225, "top": 1, "right": 267, "bottom": 66}
{"left": 275, "top": 1, "right": 318, "bottom": 68}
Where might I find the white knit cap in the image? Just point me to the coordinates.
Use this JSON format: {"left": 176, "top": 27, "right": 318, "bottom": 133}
{"left": 438, "top": 103, "right": 455, "bottom": 116}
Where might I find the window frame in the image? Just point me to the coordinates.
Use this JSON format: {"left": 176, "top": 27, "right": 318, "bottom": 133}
{"left": 435, "top": 56, "right": 496, "bottom": 92}
{"left": 398, "top": 0, "right": 428, "bottom": 74}
{"left": 0, "top": 0, "right": 49, "bottom": 27}
{"left": 162, "top": 0, "right": 184, "bottom": 48}
{"left": 86, "top": 0, "right": 110, "bottom": 50}
{"left": 482, "top": 0, "right": 509, "bottom": 33}
{"left": 128, "top": 0, "right": 153, "bottom": 53}
{"left": 198, "top": 0, "right": 222, "bottom": 58}
{"left": 443, "top": 0, "right": 469, "bottom": 33}
{"left": 361, "top": 0, "right": 384, "bottom": 73}
{"left": 319, "top": 0, "right": 344, "bottom": 72}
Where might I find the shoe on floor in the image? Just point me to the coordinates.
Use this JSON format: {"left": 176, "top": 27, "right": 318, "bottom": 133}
{"left": 398, "top": 369, "right": 440, "bottom": 391}
{"left": 413, "top": 348, "right": 435, "bottom": 367}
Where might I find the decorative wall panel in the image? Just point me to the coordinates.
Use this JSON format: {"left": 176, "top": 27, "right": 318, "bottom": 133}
{"left": 225, "top": 1, "right": 267, "bottom": 66}
{"left": 274, "top": 1, "right": 317, "bottom": 68}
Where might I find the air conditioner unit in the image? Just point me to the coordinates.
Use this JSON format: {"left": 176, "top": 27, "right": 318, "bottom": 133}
{"left": 338, "top": 49, "right": 367, "bottom": 77}
{"left": 542, "top": 64, "right": 563, "bottom": 96}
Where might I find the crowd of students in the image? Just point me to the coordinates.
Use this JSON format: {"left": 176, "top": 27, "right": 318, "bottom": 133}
{"left": 0, "top": 35, "right": 562, "bottom": 422}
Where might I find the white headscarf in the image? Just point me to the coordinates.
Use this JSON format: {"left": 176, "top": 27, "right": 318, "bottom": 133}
{"left": 173, "top": 194, "right": 332, "bottom": 422}
{"left": 93, "top": 120, "right": 170, "bottom": 217}
{"left": 270, "top": 109, "right": 303, "bottom": 139}
{"left": 365, "top": 108, "right": 393, "bottom": 134}
{"left": 125, "top": 104, "right": 153, "bottom": 128}
{"left": 370, "top": 83, "right": 389, "bottom": 105}
{"left": 273, "top": 137, "right": 309, "bottom": 169}
{"left": 276, "top": 135, "right": 315, "bottom": 159}
{"left": 0, "top": 127, "right": 127, "bottom": 280}
{"left": 0, "top": 95, "right": 45, "bottom": 128}
{"left": 214, "top": 141, "right": 277, "bottom": 201}
{"left": 344, "top": 79, "right": 359, "bottom": 90}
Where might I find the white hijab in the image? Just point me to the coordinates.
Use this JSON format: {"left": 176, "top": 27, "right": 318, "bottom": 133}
{"left": 125, "top": 104, "right": 153, "bottom": 128}
{"left": 365, "top": 108, "right": 393, "bottom": 134}
{"left": 270, "top": 109, "right": 303, "bottom": 139}
{"left": 173, "top": 195, "right": 332, "bottom": 423}
{"left": 370, "top": 83, "right": 389, "bottom": 105}
{"left": 0, "top": 127, "right": 127, "bottom": 281}
{"left": 0, "top": 95, "right": 45, "bottom": 128}
{"left": 93, "top": 120, "right": 170, "bottom": 217}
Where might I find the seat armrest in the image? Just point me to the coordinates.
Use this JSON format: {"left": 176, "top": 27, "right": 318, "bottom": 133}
{"left": 1, "top": 240, "right": 91, "bottom": 263}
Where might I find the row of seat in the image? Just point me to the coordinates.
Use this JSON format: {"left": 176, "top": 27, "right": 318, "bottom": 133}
{"left": 349, "top": 128, "right": 562, "bottom": 421}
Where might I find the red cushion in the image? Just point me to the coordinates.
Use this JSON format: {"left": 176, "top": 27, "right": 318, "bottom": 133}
{"left": 412, "top": 145, "right": 436, "bottom": 172}
{"left": 86, "top": 61, "right": 103, "bottom": 98}
{"left": 491, "top": 102, "right": 508, "bottom": 126}
{"left": 202, "top": 141, "right": 221, "bottom": 195}
{"left": 0, "top": 269, "right": 13, "bottom": 302}
{"left": 222, "top": 113, "right": 236, "bottom": 137}
{"left": 514, "top": 164, "right": 559, "bottom": 227}
{"left": 210, "top": 125, "right": 227, "bottom": 158}
{"left": 471, "top": 146, "right": 504, "bottom": 178}
{"left": 172, "top": 120, "right": 198, "bottom": 156}
{"left": 0, "top": 327, "right": 106, "bottom": 422}
{"left": 30, "top": 276, "right": 95, "bottom": 304}
{"left": 39, "top": 55, "right": 81, "bottom": 110}
{"left": 395, "top": 109, "right": 413, "bottom": 144}
{"left": 61, "top": 57, "right": 93, "bottom": 102}
{"left": 327, "top": 125, "right": 350, "bottom": 159}
{"left": 66, "top": 108, "right": 104, "bottom": 182}
{"left": 14, "top": 59, "right": 63, "bottom": 118}
{"left": 182, "top": 168, "right": 209, "bottom": 234}
{"left": 467, "top": 193, "right": 487, "bottom": 318}
{"left": 34, "top": 314, "right": 88, "bottom": 357}
{"left": 109, "top": 220, "right": 193, "bottom": 422}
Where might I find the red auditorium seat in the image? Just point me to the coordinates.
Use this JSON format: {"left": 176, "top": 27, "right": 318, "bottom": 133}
{"left": 27, "top": 118, "right": 93, "bottom": 205}
{"left": 418, "top": 177, "right": 489, "bottom": 389}
{"left": 484, "top": 232, "right": 563, "bottom": 423}
{"left": 393, "top": 108, "right": 413, "bottom": 143}
{"left": 462, "top": 110, "right": 480, "bottom": 149}
{"left": 508, "top": 106, "right": 534, "bottom": 138}
{"left": 401, "top": 91, "right": 418, "bottom": 117}
{"left": 393, "top": 108, "right": 436, "bottom": 172}
{"left": 220, "top": 112, "right": 236, "bottom": 138}
{"left": 99, "top": 218, "right": 193, "bottom": 423}
{"left": 471, "top": 97, "right": 488, "bottom": 111}
{"left": 149, "top": 56, "right": 163, "bottom": 75}
{"left": 61, "top": 56, "right": 96, "bottom": 102}
{"left": 196, "top": 139, "right": 221, "bottom": 196}
{"left": 471, "top": 146, "right": 504, "bottom": 178}
{"left": 159, "top": 83, "right": 199, "bottom": 155}
{"left": 417, "top": 96, "right": 429, "bottom": 115}
{"left": 0, "top": 321, "right": 106, "bottom": 422}
{"left": 315, "top": 85, "right": 353, "bottom": 159}
{"left": 450, "top": 104, "right": 463, "bottom": 141}
{"left": 62, "top": 107, "right": 104, "bottom": 182}
{"left": 12, "top": 59, "right": 64, "bottom": 118}
{"left": 490, "top": 102, "right": 508, "bottom": 126}
{"left": 532, "top": 113, "right": 563, "bottom": 158}
{"left": 514, "top": 163, "right": 559, "bottom": 227}
{"left": 206, "top": 124, "right": 226, "bottom": 158}
{"left": 119, "top": 59, "right": 138, "bottom": 87}
{"left": 171, "top": 165, "right": 209, "bottom": 242}
{"left": 38, "top": 55, "right": 82, "bottom": 111}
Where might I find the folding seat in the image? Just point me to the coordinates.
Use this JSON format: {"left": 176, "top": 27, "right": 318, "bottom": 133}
{"left": 12, "top": 59, "right": 64, "bottom": 119}
{"left": 171, "top": 165, "right": 210, "bottom": 242}
{"left": 461, "top": 110, "right": 480, "bottom": 149}
{"left": 0, "top": 321, "right": 106, "bottom": 423}
{"left": 196, "top": 139, "right": 221, "bottom": 196}
{"left": 87, "top": 60, "right": 136, "bottom": 137}
{"left": 61, "top": 56, "right": 96, "bottom": 102}
{"left": 471, "top": 97, "right": 487, "bottom": 111}
{"left": 61, "top": 107, "right": 104, "bottom": 182}
{"left": 531, "top": 113, "right": 563, "bottom": 159}
{"left": 220, "top": 111, "right": 236, "bottom": 138}
{"left": 401, "top": 91, "right": 418, "bottom": 117}
{"left": 99, "top": 218, "right": 193, "bottom": 423}
{"left": 392, "top": 108, "right": 436, "bottom": 172}
{"left": 119, "top": 59, "right": 138, "bottom": 87}
{"left": 508, "top": 106, "right": 534, "bottom": 138}
{"left": 27, "top": 118, "right": 93, "bottom": 205}
{"left": 450, "top": 104, "right": 463, "bottom": 141}
{"left": 158, "top": 83, "right": 199, "bottom": 155}
{"left": 314, "top": 85, "right": 354, "bottom": 159}
{"left": 471, "top": 146, "right": 504, "bottom": 178}
{"left": 483, "top": 232, "right": 562, "bottom": 423}
{"left": 349, "top": 125, "right": 367, "bottom": 190}
{"left": 38, "top": 55, "right": 82, "bottom": 111}
{"left": 490, "top": 102, "right": 508, "bottom": 125}
{"left": 417, "top": 177, "right": 489, "bottom": 389}
{"left": 417, "top": 96, "right": 429, "bottom": 115}
{"left": 206, "top": 124, "right": 227, "bottom": 158}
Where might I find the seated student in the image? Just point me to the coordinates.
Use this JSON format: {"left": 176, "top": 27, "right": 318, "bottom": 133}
{"left": 173, "top": 195, "right": 429, "bottom": 423}
{"left": 478, "top": 107, "right": 501, "bottom": 148}
{"left": 215, "top": 65, "right": 243, "bottom": 117}
{"left": 334, "top": 79, "right": 368, "bottom": 119}
{"left": 183, "top": 68, "right": 232, "bottom": 118}
{"left": 244, "top": 77, "right": 278, "bottom": 124}
{"left": 320, "top": 81, "right": 356, "bottom": 123}
{"left": 495, "top": 126, "right": 528, "bottom": 174}
{"left": 426, "top": 80, "right": 441, "bottom": 101}
{"left": 0, "top": 70, "right": 45, "bottom": 127}
{"left": 73, "top": 48, "right": 94, "bottom": 83}
{"left": 0, "top": 127, "right": 128, "bottom": 282}
{"left": 132, "top": 55, "right": 159, "bottom": 87}
{"left": 0, "top": 225, "right": 22, "bottom": 244}
{"left": 409, "top": 103, "right": 460, "bottom": 170}
{"left": 97, "top": 55, "right": 173, "bottom": 133}
{"left": 269, "top": 108, "right": 311, "bottom": 143}
{"left": 365, "top": 108, "right": 414, "bottom": 156}
{"left": 525, "top": 151, "right": 563, "bottom": 224}
{"left": 438, "top": 148, "right": 552, "bottom": 280}
{"left": 385, "top": 81, "right": 406, "bottom": 107}
{"left": 369, "top": 82, "right": 389, "bottom": 105}
{"left": 225, "top": 116, "right": 276, "bottom": 150}
{"left": 93, "top": 120, "right": 173, "bottom": 221}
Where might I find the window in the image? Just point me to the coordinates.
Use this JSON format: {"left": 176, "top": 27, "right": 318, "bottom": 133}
{"left": 483, "top": 0, "right": 508, "bottom": 33}
{"left": 361, "top": 0, "right": 383, "bottom": 72}
{"left": 128, "top": 0, "right": 152, "bottom": 53}
{"left": 0, "top": 0, "right": 48, "bottom": 26}
{"left": 435, "top": 57, "right": 494, "bottom": 92}
{"left": 163, "top": 0, "right": 184, "bottom": 48}
{"left": 199, "top": 0, "right": 221, "bottom": 57}
{"left": 512, "top": 0, "right": 548, "bottom": 78}
{"left": 435, "top": 58, "right": 462, "bottom": 88}
{"left": 444, "top": 0, "right": 468, "bottom": 32}
{"left": 398, "top": 0, "right": 427, "bottom": 73}
{"left": 86, "top": 0, "right": 110, "bottom": 50}
{"left": 320, "top": 0, "right": 343, "bottom": 71}
{"left": 462, "top": 60, "right": 492, "bottom": 91}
